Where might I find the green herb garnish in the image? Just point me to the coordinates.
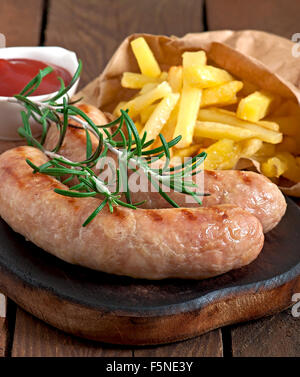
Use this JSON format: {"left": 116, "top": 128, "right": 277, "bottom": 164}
{"left": 9, "top": 62, "right": 208, "bottom": 226}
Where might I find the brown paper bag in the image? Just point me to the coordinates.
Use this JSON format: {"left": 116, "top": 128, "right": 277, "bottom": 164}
{"left": 75, "top": 30, "right": 300, "bottom": 196}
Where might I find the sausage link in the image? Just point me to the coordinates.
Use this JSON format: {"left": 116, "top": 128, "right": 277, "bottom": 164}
{"left": 44, "top": 105, "right": 286, "bottom": 233}
{"left": 0, "top": 146, "right": 264, "bottom": 280}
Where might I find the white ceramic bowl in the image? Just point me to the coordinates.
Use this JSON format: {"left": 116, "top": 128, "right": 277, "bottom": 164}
{"left": 0, "top": 46, "right": 80, "bottom": 140}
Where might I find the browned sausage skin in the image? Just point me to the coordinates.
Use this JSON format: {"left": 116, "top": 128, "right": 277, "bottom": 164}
{"left": 0, "top": 146, "right": 264, "bottom": 280}
{"left": 44, "top": 105, "right": 287, "bottom": 233}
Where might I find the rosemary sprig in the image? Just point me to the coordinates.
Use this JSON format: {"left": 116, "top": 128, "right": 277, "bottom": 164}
{"left": 10, "top": 63, "right": 208, "bottom": 226}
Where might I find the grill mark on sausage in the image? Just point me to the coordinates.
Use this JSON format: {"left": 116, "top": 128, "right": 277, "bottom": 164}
{"left": 112, "top": 207, "right": 127, "bottom": 220}
{"left": 148, "top": 212, "right": 163, "bottom": 222}
{"left": 205, "top": 170, "right": 218, "bottom": 179}
{"left": 2, "top": 157, "right": 62, "bottom": 191}
{"left": 14, "top": 146, "right": 28, "bottom": 154}
{"left": 67, "top": 125, "right": 87, "bottom": 143}
{"left": 238, "top": 170, "right": 253, "bottom": 185}
{"left": 1, "top": 165, "right": 25, "bottom": 188}
{"left": 222, "top": 213, "right": 229, "bottom": 220}
{"left": 181, "top": 209, "right": 197, "bottom": 221}
{"left": 213, "top": 207, "right": 230, "bottom": 220}
{"left": 64, "top": 196, "right": 80, "bottom": 211}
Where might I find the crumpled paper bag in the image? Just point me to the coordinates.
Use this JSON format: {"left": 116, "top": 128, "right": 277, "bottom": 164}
{"left": 75, "top": 30, "right": 300, "bottom": 196}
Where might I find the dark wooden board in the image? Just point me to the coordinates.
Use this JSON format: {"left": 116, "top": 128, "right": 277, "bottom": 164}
{"left": 0, "top": 197, "right": 299, "bottom": 345}
{"left": 11, "top": 307, "right": 223, "bottom": 357}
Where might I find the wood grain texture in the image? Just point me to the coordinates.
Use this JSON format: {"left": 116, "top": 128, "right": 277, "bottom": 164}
{"left": 45, "top": 0, "right": 204, "bottom": 88}
{"left": 231, "top": 309, "right": 300, "bottom": 357}
{"left": 0, "top": 0, "right": 44, "bottom": 46}
{"left": 0, "top": 294, "right": 8, "bottom": 357}
{"left": 12, "top": 308, "right": 132, "bottom": 357}
{"left": 134, "top": 330, "right": 223, "bottom": 357}
{"left": 206, "top": 0, "right": 300, "bottom": 39}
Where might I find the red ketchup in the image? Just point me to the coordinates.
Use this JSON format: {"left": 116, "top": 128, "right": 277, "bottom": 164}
{"left": 0, "top": 58, "right": 72, "bottom": 97}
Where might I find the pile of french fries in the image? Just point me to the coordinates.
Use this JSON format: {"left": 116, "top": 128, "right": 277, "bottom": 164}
{"left": 113, "top": 37, "right": 300, "bottom": 184}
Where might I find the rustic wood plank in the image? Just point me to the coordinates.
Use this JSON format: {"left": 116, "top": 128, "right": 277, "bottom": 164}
{"left": 134, "top": 330, "right": 223, "bottom": 357}
{"left": 12, "top": 308, "right": 132, "bottom": 357}
{"left": 0, "top": 0, "right": 44, "bottom": 46}
{"left": 45, "top": 0, "right": 204, "bottom": 88}
{"left": 0, "top": 294, "right": 8, "bottom": 357}
{"left": 231, "top": 309, "right": 300, "bottom": 357}
{"left": 206, "top": 0, "right": 300, "bottom": 39}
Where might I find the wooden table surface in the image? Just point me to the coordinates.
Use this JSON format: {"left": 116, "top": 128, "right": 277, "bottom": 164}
{"left": 0, "top": 0, "right": 299, "bottom": 357}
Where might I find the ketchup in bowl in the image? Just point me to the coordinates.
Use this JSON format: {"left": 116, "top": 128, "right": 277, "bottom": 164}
{"left": 0, "top": 58, "right": 72, "bottom": 97}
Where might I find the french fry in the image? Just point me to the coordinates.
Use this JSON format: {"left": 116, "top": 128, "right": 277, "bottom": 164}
{"left": 239, "top": 138, "right": 263, "bottom": 157}
{"left": 194, "top": 121, "right": 256, "bottom": 141}
{"left": 276, "top": 152, "right": 300, "bottom": 182}
{"left": 193, "top": 136, "right": 216, "bottom": 147}
{"left": 276, "top": 136, "right": 298, "bottom": 154}
{"left": 121, "top": 72, "right": 159, "bottom": 89}
{"left": 118, "top": 41, "right": 300, "bottom": 180}
{"left": 201, "top": 81, "right": 243, "bottom": 107}
{"left": 159, "top": 72, "right": 168, "bottom": 81}
{"left": 237, "top": 90, "right": 275, "bottom": 122}
{"left": 174, "top": 84, "right": 202, "bottom": 148}
{"left": 182, "top": 51, "right": 207, "bottom": 67}
{"left": 134, "top": 120, "right": 144, "bottom": 134}
{"left": 172, "top": 144, "right": 202, "bottom": 162}
{"left": 261, "top": 156, "right": 288, "bottom": 178}
{"left": 202, "top": 139, "right": 241, "bottom": 170}
{"left": 262, "top": 152, "right": 300, "bottom": 182}
{"left": 123, "top": 81, "right": 172, "bottom": 118}
{"left": 141, "top": 93, "right": 180, "bottom": 142}
{"left": 140, "top": 104, "right": 156, "bottom": 124}
{"left": 157, "top": 103, "right": 180, "bottom": 143}
{"left": 184, "top": 65, "right": 233, "bottom": 88}
{"left": 254, "top": 142, "right": 276, "bottom": 157}
{"left": 266, "top": 116, "right": 300, "bottom": 136}
{"left": 139, "top": 83, "right": 158, "bottom": 95}
{"left": 198, "top": 108, "right": 282, "bottom": 144}
{"left": 130, "top": 37, "right": 161, "bottom": 78}
{"left": 113, "top": 101, "right": 127, "bottom": 117}
{"left": 258, "top": 120, "right": 280, "bottom": 131}
{"left": 137, "top": 74, "right": 167, "bottom": 94}
{"left": 167, "top": 66, "right": 183, "bottom": 93}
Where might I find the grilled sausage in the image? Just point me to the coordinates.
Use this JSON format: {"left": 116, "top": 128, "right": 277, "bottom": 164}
{"left": 0, "top": 146, "right": 264, "bottom": 280}
{"left": 44, "top": 105, "right": 286, "bottom": 233}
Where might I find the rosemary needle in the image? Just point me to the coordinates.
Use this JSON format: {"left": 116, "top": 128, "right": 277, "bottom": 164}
{"left": 12, "top": 63, "right": 208, "bottom": 226}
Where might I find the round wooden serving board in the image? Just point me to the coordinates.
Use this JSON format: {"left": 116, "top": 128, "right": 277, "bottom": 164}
{"left": 0, "top": 197, "right": 299, "bottom": 345}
